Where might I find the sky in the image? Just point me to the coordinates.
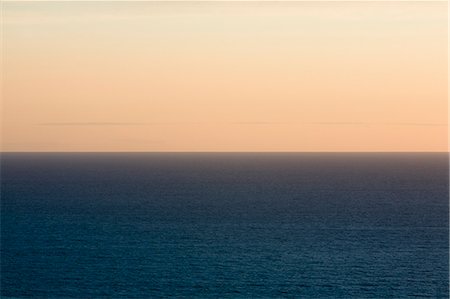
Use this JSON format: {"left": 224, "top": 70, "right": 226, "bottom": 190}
{"left": 1, "top": 1, "right": 448, "bottom": 152}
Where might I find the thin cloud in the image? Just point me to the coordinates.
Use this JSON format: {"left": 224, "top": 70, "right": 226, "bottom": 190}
{"left": 307, "top": 122, "right": 447, "bottom": 127}
{"left": 38, "top": 122, "right": 148, "bottom": 126}
{"left": 310, "top": 122, "right": 368, "bottom": 125}
{"left": 38, "top": 121, "right": 291, "bottom": 127}
{"left": 385, "top": 122, "right": 448, "bottom": 127}
{"left": 37, "top": 121, "right": 448, "bottom": 127}
{"left": 231, "top": 121, "right": 291, "bottom": 125}
{"left": 37, "top": 121, "right": 204, "bottom": 126}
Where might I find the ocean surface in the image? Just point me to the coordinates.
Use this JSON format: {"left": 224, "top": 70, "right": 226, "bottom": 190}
{"left": 1, "top": 153, "right": 448, "bottom": 298}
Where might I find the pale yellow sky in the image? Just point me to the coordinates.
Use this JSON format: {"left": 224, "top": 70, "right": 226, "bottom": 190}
{"left": 1, "top": 1, "right": 448, "bottom": 152}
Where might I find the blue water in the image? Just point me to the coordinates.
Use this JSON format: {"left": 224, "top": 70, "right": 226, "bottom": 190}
{"left": 1, "top": 153, "right": 448, "bottom": 298}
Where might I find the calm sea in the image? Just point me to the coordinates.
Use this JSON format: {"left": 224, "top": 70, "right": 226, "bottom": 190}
{"left": 1, "top": 153, "right": 448, "bottom": 298}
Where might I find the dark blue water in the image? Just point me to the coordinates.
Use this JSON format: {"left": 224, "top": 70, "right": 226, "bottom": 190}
{"left": 1, "top": 153, "right": 448, "bottom": 298}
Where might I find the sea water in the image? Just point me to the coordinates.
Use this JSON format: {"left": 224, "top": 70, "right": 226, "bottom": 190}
{"left": 1, "top": 153, "right": 448, "bottom": 298}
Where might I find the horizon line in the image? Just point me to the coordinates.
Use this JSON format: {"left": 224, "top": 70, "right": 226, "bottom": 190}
{"left": 1, "top": 151, "right": 448, "bottom": 154}
{"left": 2, "top": 0, "right": 446, "bottom": 3}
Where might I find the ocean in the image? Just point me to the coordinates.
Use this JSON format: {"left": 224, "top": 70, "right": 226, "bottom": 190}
{"left": 1, "top": 153, "right": 448, "bottom": 298}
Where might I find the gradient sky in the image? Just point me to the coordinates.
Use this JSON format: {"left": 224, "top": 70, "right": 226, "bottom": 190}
{"left": 2, "top": 1, "right": 448, "bottom": 152}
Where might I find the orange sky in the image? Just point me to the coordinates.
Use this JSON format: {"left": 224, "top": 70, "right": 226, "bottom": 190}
{"left": 1, "top": 1, "right": 448, "bottom": 152}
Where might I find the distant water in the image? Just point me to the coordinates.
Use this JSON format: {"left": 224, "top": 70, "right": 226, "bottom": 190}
{"left": 1, "top": 153, "right": 448, "bottom": 298}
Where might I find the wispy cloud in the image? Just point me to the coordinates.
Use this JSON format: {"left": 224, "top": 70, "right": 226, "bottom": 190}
{"left": 38, "top": 121, "right": 277, "bottom": 127}
{"left": 37, "top": 121, "right": 205, "bottom": 126}
{"left": 38, "top": 122, "right": 149, "bottom": 126}
{"left": 36, "top": 121, "right": 448, "bottom": 127}
{"left": 232, "top": 121, "right": 447, "bottom": 127}
{"left": 308, "top": 122, "right": 448, "bottom": 127}
{"left": 231, "top": 121, "right": 291, "bottom": 125}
